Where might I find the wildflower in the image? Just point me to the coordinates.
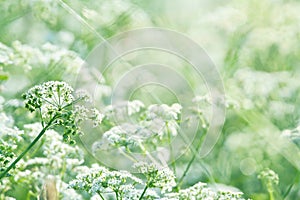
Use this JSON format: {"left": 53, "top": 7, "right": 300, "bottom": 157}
{"left": 134, "top": 162, "right": 176, "bottom": 193}
{"left": 69, "top": 164, "right": 143, "bottom": 198}
{"left": 147, "top": 103, "right": 182, "bottom": 121}
{"left": 22, "top": 81, "right": 74, "bottom": 115}
{"left": 144, "top": 103, "right": 182, "bottom": 138}
{"left": 127, "top": 100, "right": 145, "bottom": 116}
{"left": 90, "top": 108, "right": 105, "bottom": 127}
{"left": 258, "top": 168, "right": 279, "bottom": 186}
{"left": 22, "top": 81, "right": 104, "bottom": 144}
{"left": 102, "top": 123, "right": 151, "bottom": 149}
{"left": 163, "top": 182, "right": 246, "bottom": 200}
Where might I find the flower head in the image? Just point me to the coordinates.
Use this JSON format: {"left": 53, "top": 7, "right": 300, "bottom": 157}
{"left": 134, "top": 162, "right": 176, "bottom": 193}
{"left": 22, "top": 81, "right": 104, "bottom": 144}
{"left": 258, "top": 168, "right": 279, "bottom": 185}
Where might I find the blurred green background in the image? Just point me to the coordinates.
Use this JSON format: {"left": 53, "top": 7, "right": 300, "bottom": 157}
{"left": 1, "top": 0, "right": 300, "bottom": 199}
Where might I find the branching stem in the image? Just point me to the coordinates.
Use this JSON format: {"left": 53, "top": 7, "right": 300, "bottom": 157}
{"left": 0, "top": 114, "right": 58, "bottom": 179}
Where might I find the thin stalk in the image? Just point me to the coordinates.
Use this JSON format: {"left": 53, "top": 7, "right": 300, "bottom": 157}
{"left": 115, "top": 191, "right": 119, "bottom": 200}
{"left": 119, "top": 148, "right": 137, "bottom": 162}
{"left": 139, "top": 185, "right": 148, "bottom": 200}
{"left": 138, "top": 142, "right": 160, "bottom": 166}
{"left": 166, "top": 123, "right": 177, "bottom": 178}
{"left": 269, "top": 189, "right": 275, "bottom": 200}
{"left": 62, "top": 97, "right": 83, "bottom": 109}
{"left": 0, "top": 115, "right": 58, "bottom": 179}
{"left": 60, "top": 160, "right": 67, "bottom": 180}
{"left": 283, "top": 171, "right": 299, "bottom": 199}
{"left": 40, "top": 97, "right": 58, "bottom": 108}
{"left": 57, "top": 86, "right": 61, "bottom": 106}
{"left": 177, "top": 129, "right": 206, "bottom": 187}
{"left": 97, "top": 192, "right": 105, "bottom": 200}
{"left": 26, "top": 190, "right": 33, "bottom": 200}
{"left": 39, "top": 107, "right": 44, "bottom": 128}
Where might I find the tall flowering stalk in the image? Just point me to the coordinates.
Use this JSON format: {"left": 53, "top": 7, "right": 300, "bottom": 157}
{"left": 0, "top": 81, "right": 103, "bottom": 179}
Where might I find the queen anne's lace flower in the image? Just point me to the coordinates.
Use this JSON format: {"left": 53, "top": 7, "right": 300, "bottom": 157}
{"left": 127, "top": 100, "right": 145, "bottom": 116}
{"left": 22, "top": 81, "right": 74, "bottom": 114}
{"left": 22, "top": 81, "right": 104, "bottom": 144}
{"left": 69, "top": 164, "right": 143, "bottom": 198}
{"left": 102, "top": 123, "right": 151, "bottom": 148}
{"left": 134, "top": 162, "right": 176, "bottom": 193}
{"left": 147, "top": 103, "right": 182, "bottom": 121}
{"left": 258, "top": 168, "right": 279, "bottom": 185}
{"left": 163, "top": 182, "right": 246, "bottom": 200}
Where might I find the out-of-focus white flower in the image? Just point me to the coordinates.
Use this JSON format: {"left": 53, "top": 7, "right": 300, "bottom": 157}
{"left": 103, "top": 123, "right": 149, "bottom": 148}
{"left": 0, "top": 42, "right": 13, "bottom": 66}
{"left": 69, "top": 163, "right": 143, "bottom": 197}
{"left": 164, "top": 182, "right": 246, "bottom": 200}
{"left": 127, "top": 100, "right": 145, "bottom": 116}
{"left": 147, "top": 103, "right": 182, "bottom": 121}
{"left": 202, "top": 6, "right": 247, "bottom": 33}
{"left": 134, "top": 162, "right": 176, "bottom": 193}
{"left": 23, "top": 122, "right": 43, "bottom": 138}
{"left": 258, "top": 168, "right": 279, "bottom": 185}
{"left": 58, "top": 180, "right": 83, "bottom": 200}
{"left": 90, "top": 108, "right": 105, "bottom": 127}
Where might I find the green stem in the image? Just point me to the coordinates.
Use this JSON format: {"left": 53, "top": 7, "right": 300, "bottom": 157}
{"left": 139, "top": 185, "right": 148, "bottom": 200}
{"left": 60, "top": 160, "right": 67, "bottom": 180}
{"left": 283, "top": 171, "right": 300, "bottom": 199}
{"left": 266, "top": 182, "right": 276, "bottom": 200}
{"left": 119, "top": 148, "right": 137, "bottom": 162}
{"left": 39, "top": 107, "right": 44, "bottom": 128}
{"left": 0, "top": 115, "right": 57, "bottom": 179}
{"left": 138, "top": 142, "right": 159, "bottom": 165}
{"left": 269, "top": 190, "right": 274, "bottom": 200}
{"left": 177, "top": 129, "right": 206, "bottom": 187}
{"left": 115, "top": 191, "right": 119, "bottom": 200}
{"left": 97, "top": 192, "right": 105, "bottom": 200}
{"left": 166, "top": 123, "right": 177, "bottom": 178}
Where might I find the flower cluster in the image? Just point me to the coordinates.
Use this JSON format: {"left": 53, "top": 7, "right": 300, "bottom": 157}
{"left": 98, "top": 102, "right": 182, "bottom": 153}
{"left": 164, "top": 182, "right": 246, "bottom": 200}
{"left": 0, "top": 120, "right": 84, "bottom": 199}
{"left": 144, "top": 103, "right": 182, "bottom": 137}
{"left": 25, "top": 126, "right": 84, "bottom": 170}
{"left": 2, "top": 41, "right": 83, "bottom": 76}
{"left": 258, "top": 168, "right": 279, "bottom": 199}
{"left": 69, "top": 164, "right": 145, "bottom": 199}
{"left": 104, "top": 100, "right": 145, "bottom": 121}
{"left": 281, "top": 125, "right": 300, "bottom": 144}
{"left": 127, "top": 100, "right": 145, "bottom": 116}
{"left": 0, "top": 112, "right": 23, "bottom": 172}
{"left": 102, "top": 123, "right": 147, "bottom": 148}
{"left": 22, "top": 81, "right": 103, "bottom": 144}
{"left": 146, "top": 103, "right": 182, "bottom": 121}
{"left": 22, "top": 81, "right": 74, "bottom": 114}
{"left": 31, "top": 0, "right": 59, "bottom": 26}
{"left": 134, "top": 162, "right": 176, "bottom": 193}
{"left": 258, "top": 168, "right": 279, "bottom": 186}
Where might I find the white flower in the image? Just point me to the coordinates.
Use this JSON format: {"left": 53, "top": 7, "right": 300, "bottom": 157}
{"left": 202, "top": 6, "right": 247, "bottom": 33}
{"left": 164, "top": 182, "right": 246, "bottom": 200}
{"left": 0, "top": 42, "right": 13, "bottom": 65}
{"left": 69, "top": 163, "right": 143, "bottom": 197}
{"left": 147, "top": 103, "right": 182, "bottom": 121}
{"left": 23, "top": 81, "right": 74, "bottom": 114}
{"left": 258, "top": 168, "right": 279, "bottom": 185}
{"left": 134, "top": 162, "right": 176, "bottom": 193}
{"left": 103, "top": 123, "right": 149, "bottom": 148}
{"left": 127, "top": 100, "right": 145, "bottom": 116}
{"left": 90, "top": 108, "right": 104, "bottom": 127}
